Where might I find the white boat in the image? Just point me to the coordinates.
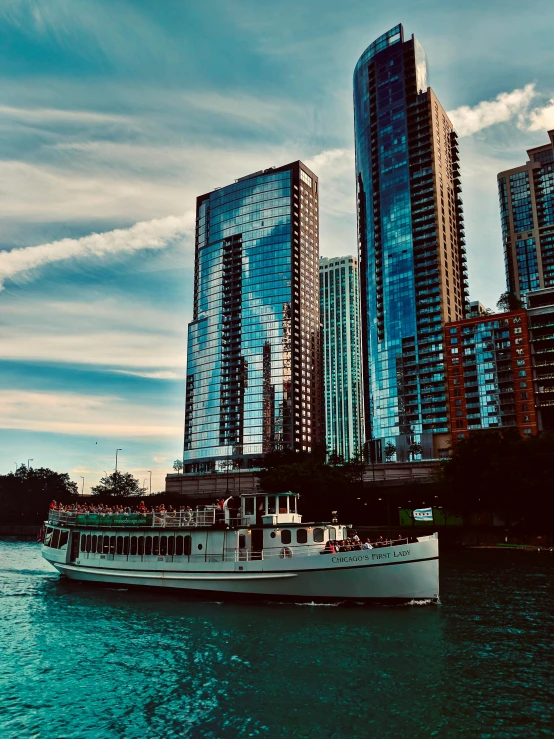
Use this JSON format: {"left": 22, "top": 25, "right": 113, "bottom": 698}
{"left": 41, "top": 492, "right": 439, "bottom": 602}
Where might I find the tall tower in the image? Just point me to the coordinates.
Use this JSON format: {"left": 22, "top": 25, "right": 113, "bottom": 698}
{"left": 353, "top": 24, "right": 468, "bottom": 462}
{"left": 320, "top": 255, "right": 364, "bottom": 461}
{"left": 497, "top": 130, "right": 554, "bottom": 301}
{"left": 183, "top": 161, "right": 324, "bottom": 473}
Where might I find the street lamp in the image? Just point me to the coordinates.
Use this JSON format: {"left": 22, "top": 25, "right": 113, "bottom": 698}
{"left": 81, "top": 476, "right": 85, "bottom": 496}
{"left": 147, "top": 470, "right": 152, "bottom": 496}
{"left": 28, "top": 459, "right": 33, "bottom": 470}
{"left": 115, "top": 449, "right": 122, "bottom": 496}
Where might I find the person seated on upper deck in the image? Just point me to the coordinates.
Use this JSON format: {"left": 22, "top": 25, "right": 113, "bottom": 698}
{"left": 322, "top": 540, "right": 335, "bottom": 554}
{"left": 49, "top": 500, "right": 57, "bottom": 510}
{"left": 363, "top": 539, "right": 372, "bottom": 549}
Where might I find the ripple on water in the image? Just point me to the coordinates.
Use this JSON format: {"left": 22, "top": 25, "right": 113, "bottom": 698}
{"left": 0, "top": 541, "right": 552, "bottom": 739}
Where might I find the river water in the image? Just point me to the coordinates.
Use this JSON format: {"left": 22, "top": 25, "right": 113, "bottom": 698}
{"left": 0, "top": 541, "right": 552, "bottom": 739}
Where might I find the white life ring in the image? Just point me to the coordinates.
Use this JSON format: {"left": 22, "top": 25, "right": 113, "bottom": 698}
{"left": 280, "top": 547, "right": 293, "bottom": 559}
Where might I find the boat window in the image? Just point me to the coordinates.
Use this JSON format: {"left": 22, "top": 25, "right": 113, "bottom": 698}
{"left": 81, "top": 534, "right": 86, "bottom": 551}
{"left": 328, "top": 527, "right": 336, "bottom": 540}
{"left": 296, "top": 529, "right": 308, "bottom": 544}
{"left": 343, "top": 528, "right": 348, "bottom": 539}
{"left": 91, "top": 534, "right": 97, "bottom": 552}
{"left": 138, "top": 536, "right": 144, "bottom": 555}
{"left": 267, "top": 496, "right": 276, "bottom": 514}
{"left": 44, "top": 527, "right": 53, "bottom": 547}
{"left": 123, "top": 537, "right": 130, "bottom": 556}
{"left": 152, "top": 536, "right": 160, "bottom": 556}
{"left": 160, "top": 536, "right": 167, "bottom": 556}
{"left": 289, "top": 497, "right": 296, "bottom": 513}
{"left": 313, "top": 528, "right": 324, "bottom": 543}
{"left": 176, "top": 536, "right": 183, "bottom": 556}
{"left": 168, "top": 537, "right": 174, "bottom": 556}
{"left": 279, "top": 496, "right": 288, "bottom": 514}
{"left": 244, "top": 497, "right": 254, "bottom": 515}
{"left": 58, "top": 530, "right": 69, "bottom": 550}
{"left": 183, "top": 535, "right": 191, "bottom": 556}
{"left": 110, "top": 536, "right": 116, "bottom": 554}
{"left": 86, "top": 534, "right": 91, "bottom": 552}
{"left": 51, "top": 529, "right": 60, "bottom": 549}
{"left": 96, "top": 535, "right": 102, "bottom": 553}
{"left": 130, "top": 536, "right": 137, "bottom": 556}
{"left": 145, "top": 536, "right": 152, "bottom": 555}
{"left": 239, "top": 534, "right": 246, "bottom": 549}
{"left": 281, "top": 529, "right": 291, "bottom": 545}
{"left": 116, "top": 536, "right": 123, "bottom": 555}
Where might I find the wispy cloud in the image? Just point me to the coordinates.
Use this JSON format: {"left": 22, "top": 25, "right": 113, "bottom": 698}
{"left": 448, "top": 83, "right": 537, "bottom": 137}
{"left": 0, "top": 105, "right": 130, "bottom": 125}
{"left": 0, "top": 213, "right": 194, "bottom": 290}
{"left": 0, "top": 389, "right": 182, "bottom": 438}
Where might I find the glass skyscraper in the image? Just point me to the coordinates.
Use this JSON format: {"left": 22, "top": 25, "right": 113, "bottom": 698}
{"left": 354, "top": 24, "right": 468, "bottom": 462}
{"left": 183, "top": 161, "right": 324, "bottom": 473}
{"left": 320, "top": 255, "right": 363, "bottom": 461}
{"left": 497, "top": 130, "right": 554, "bottom": 301}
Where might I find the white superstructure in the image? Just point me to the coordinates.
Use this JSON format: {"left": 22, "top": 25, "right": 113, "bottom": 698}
{"left": 42, "top": 492, "right": 439, "bottom": 602}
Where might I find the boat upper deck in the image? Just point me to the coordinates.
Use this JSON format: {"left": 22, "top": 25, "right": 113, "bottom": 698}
{"left": 46, "top": 492, "right": 304, "bottom": 530}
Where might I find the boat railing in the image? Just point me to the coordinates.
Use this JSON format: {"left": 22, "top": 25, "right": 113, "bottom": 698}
{"left": 46, "top": 508, "right": 220, "bottom": 528}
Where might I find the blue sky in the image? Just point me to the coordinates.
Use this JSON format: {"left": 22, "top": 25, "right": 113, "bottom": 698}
{"left": 1, "top": 0, "right": 554, "bottom": 492}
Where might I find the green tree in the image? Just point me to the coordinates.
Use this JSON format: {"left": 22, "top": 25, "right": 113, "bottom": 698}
{"left": 384, "top": 442, "right": 396, "bottom": 462}
{"left": 408, "top": 442, "right": 422, "bottom": 461}
{"left": 173, "top": 459, "right": 183, "bottom": 473}
{"left": 439, "top": 430, "right": 554, "bottom": 525}
{"left": 497, "top": 291, "right": 522, "bottom": 312}
{"left": 328, "top": 450, "right": 345, "bottom": 466}
{"left": 0, "top": 465, "right": 78, "bottom": 525}
{"left": 90, "top": 471, "right": 146, "bottom": 497}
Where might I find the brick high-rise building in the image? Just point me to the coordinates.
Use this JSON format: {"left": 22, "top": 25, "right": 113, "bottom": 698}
{"left": 354, "top": 24, "right": 469, "bottom": 463}
{"left": 526, "top": 287, "right": 554, "bottom": 431}
{"left": 183, "top": 162, "right": 324, "bottom": 473}
{"left": 497, "top": 130, "right": 554, "bottom": 301}
{"left": 444, "top": 311, "right": 538, "bottom": 443}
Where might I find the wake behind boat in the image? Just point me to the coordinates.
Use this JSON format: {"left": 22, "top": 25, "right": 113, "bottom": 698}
{"left": 41, "top": 492, "right": 439, "bottom": 602}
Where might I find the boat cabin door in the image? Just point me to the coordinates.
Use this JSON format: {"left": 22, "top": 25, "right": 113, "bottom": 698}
{"left": 251, "top": 529, "right": 263, "bottom": 557}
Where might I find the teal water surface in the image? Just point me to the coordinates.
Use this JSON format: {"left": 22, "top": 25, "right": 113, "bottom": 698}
{"left": 0, "top": 541, "right": 552, "bottom": 739}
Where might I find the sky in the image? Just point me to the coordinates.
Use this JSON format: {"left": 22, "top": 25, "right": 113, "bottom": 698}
{"left": 1, "top": 0, "right": 554, "bottom": 493}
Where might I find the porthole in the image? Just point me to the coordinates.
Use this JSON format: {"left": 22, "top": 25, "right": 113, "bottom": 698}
{"left": 198, "top": 543, "right": 203, "bottom": 551}
{"left": 270, "top": 531, "right": 276, "bottom": 538}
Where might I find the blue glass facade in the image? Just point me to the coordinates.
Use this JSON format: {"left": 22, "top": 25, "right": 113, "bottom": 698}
{"left": 320, "top": 256, "right": 363, "bottom": 461}
{"left": 184, "top": 162, "right": 323, "bottom": 472}
{"left": 354, "top": 25, "right": 468, "bottom": 462}
{"left": 498, "top": 132, "right": 554, "bottom": 300}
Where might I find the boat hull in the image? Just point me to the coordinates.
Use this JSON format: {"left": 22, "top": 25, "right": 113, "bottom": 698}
{"left": 44, "top": 537, "right": 439, "bottom": 602}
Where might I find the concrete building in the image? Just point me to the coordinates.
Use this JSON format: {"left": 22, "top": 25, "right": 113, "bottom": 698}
{"left": 183, "top": 161, "right": 324, "bottom": 473}
{"left": 526, "top": 287, "right": 554, "bottom": 431}
{"left": 444, "top": 311, "right": 538, "bottom": 443}
{"left": 320, "top": 255, "right": 363, "bottom": 461}
{"left": 354, "top": 24, "right": 469, "bottom": 463}
{"left": 497, "top": 130, "right": 554, "bottom": 301}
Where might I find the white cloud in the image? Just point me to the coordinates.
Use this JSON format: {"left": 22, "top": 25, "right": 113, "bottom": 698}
{"left": 0, "top": 389, "right": 182, "bottom": 439}
{"left": 448, "top": 84, "right": 536, "bottom": 137}
{"left": 0, "top": 212, "right": 194, "bottom": 290}
{"left": 527, "top": 98, "right": 554, "bottom": 131}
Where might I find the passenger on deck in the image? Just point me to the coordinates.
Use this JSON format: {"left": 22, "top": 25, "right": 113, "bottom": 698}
{"left": 363, "top": 539, "right": 372, "bottom": 549}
